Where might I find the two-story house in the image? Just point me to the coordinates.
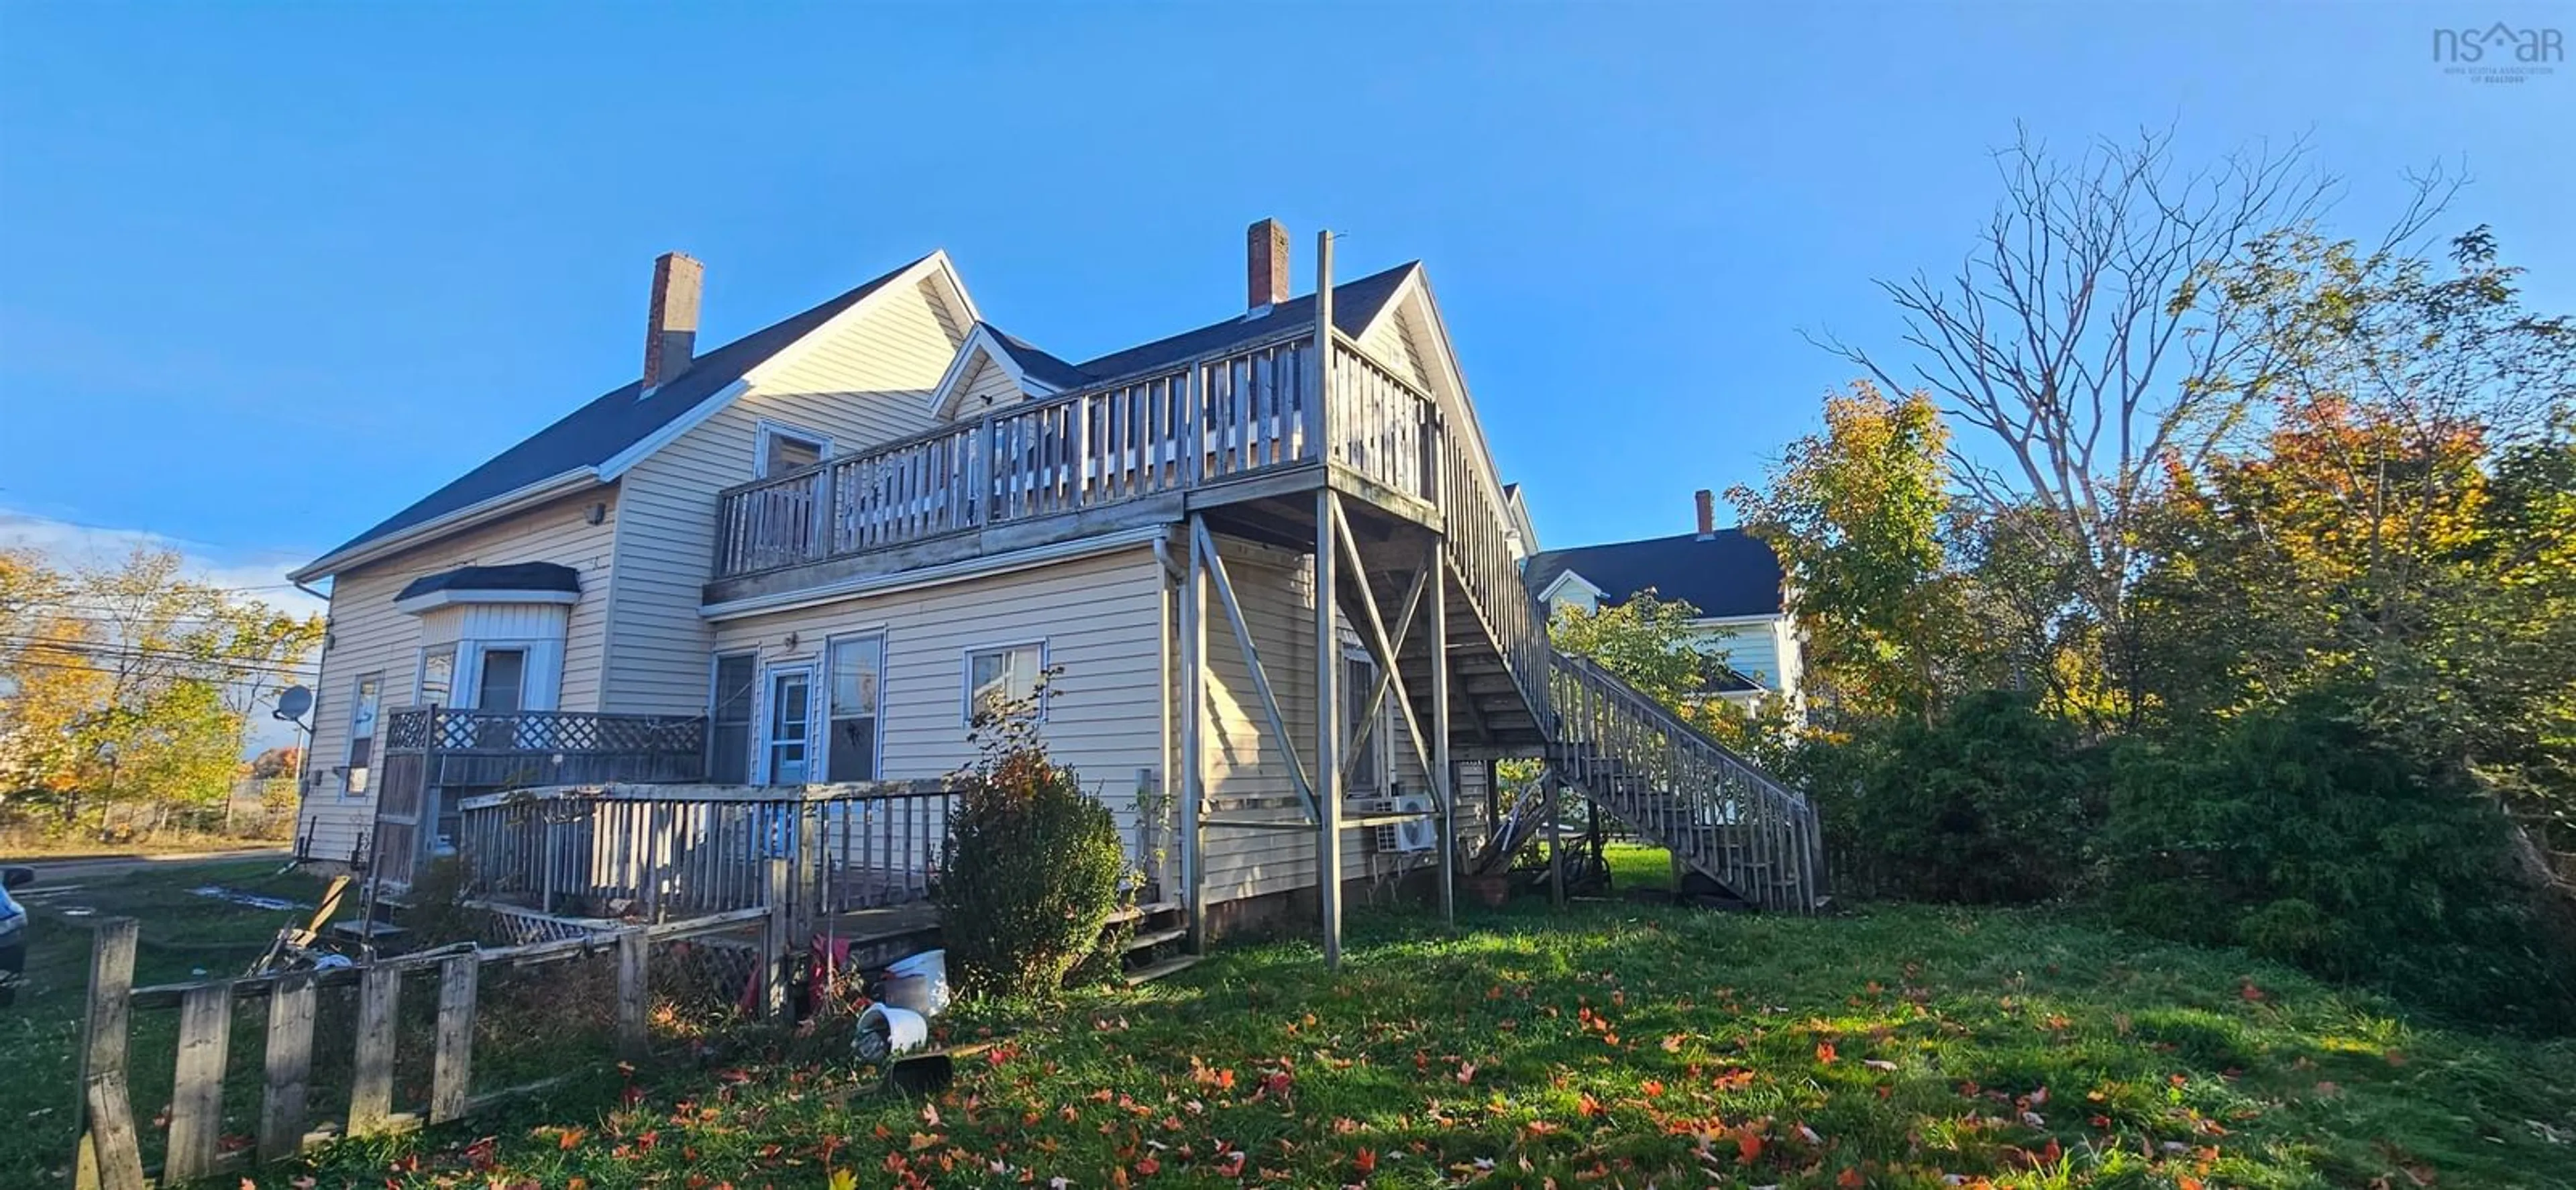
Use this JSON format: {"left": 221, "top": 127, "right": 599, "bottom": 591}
{"left": 289, "top": 223, "right": 1823, "bottom": 948}
{"left": 1523, "top": 490, "right": 1804, "bottom": 710}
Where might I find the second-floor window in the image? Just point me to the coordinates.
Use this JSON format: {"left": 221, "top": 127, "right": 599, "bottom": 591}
{"left": 754, "top": 420, "right": 830, "bottom": 478}
{"left": 345, "top": 673, "right": 383, "bottom": 796}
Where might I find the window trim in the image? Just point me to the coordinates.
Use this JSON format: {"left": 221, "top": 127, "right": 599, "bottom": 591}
{"left": 706, "top": 650, "right": 759, "bottom": 786}
{"left": 751, "top": 418, "right": 834, "bottom": 479}
{"left": 343, "top": 671, "right": 384, "bottom": 798}
{"left": 1342, "top": 646, "right": 1395, "bottom": 796}
{"left": 822, "top": 631, "right": 888, "bottom": 783}
{"left": 961, "top": 639, "right": 1049, "bottom": 724}
{"left": 415, "top": 645, "right": 458, "bottom": 708}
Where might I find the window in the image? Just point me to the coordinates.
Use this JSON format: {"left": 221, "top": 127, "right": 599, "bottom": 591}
{"left": 418, "top": 646, "right": 455, "bottom": 706}
{"left": 765, "top": 667, "right": 815, "bottom": 784}
{"left": 475, "top": 648, "right": 527, "bottom": 712}
{"left": 754, "top": 421, "right": 829, "bottom": 478}
{"left": 708, "top": 653, "right": 756, "bottom": 784}
{"left": 826, "top": 635, "right": 883, "bottom": 781}
{"left": 344, "top": 673, "right": 383, "bottom": 796}
{"left": 1343, "top": 653, "right": 1390, "bottom": 794}
{"left": 965, "top": 642, "right": 1044, "bottom": 722}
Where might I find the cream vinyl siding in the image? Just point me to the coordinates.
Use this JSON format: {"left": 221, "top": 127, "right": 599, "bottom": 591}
{"left": 1690, "top": 616, "right": 1788, "bottom": 691}
{"left": 603, "top": 276, "right": 970, "bottom": 716}
{"left": 296, "top": 488, "right": 617, "bottom": 861}
{"left": 955, "top": 351, "right": 1030, "bottom": 409}
{"left": 1191, "top": 539, "right": 1443, "bottom": 904}
{"left": 708, "top": 547, "right": 1165, "bottom": 845}
{"left": 1354, "top": 304, "right": 1432, "bottom": 389}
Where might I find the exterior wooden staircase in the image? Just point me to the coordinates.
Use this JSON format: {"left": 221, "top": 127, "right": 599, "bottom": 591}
{"left": 1544, "top": 651, "right": 1824, "bottom": 912}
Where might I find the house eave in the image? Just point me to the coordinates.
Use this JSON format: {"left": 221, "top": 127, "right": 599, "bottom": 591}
{"left": 393, "top": 588, "right": 584, "bottom": 615}
{"left": 699, "top": 525, "right": 1171, "bottom": 622}
{"left": 288, "top": 468, "right": 605, "bottom": 584}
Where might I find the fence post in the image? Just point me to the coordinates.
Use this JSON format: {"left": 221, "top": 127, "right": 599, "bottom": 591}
{"left": 764, "top": 855, "right": 791, "bottom": 1020}
{"left": 259, "top": 971, "right": 318, "bottom": 1162}
{"left": 74, "top": 918, "right": 144, "bottom": 1190}
{"left": 429, "top": 953, "right": 479, "bottom": 1124}
{"left": 348, "top": 963, "right": 400, "bottom": 1135}
{"left": 165, "top": 983, "right": 233, "bottom": 1183}
{"left": 616, "top": 926, "right": 650, "bottom": 1060}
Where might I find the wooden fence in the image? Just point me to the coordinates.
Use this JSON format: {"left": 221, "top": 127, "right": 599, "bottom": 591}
{"left": 72, "top": 907, "right": 773, "bottom": 1189}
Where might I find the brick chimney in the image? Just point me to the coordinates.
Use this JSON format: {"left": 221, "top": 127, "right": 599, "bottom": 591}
{"left": 1247, "top": 219, "right": 1290, "bottom": 310}
{"left": 1695, "top": 489, "right": 1716, "bottom": 540}
{"left": 643, "top": 252, "right": 704, "bottom": 389}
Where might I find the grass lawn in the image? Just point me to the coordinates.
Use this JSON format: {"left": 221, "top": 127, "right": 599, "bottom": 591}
{"left": 287, "top": 896, "right": 2576, "bottom": 1190}
{"left": 5, "top": 859, "right": 331, "bottom": 1185}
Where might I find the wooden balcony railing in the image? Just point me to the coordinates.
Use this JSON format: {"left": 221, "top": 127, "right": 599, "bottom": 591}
{"left": 713, "top": 333, "right": 1401, "bottom": 579}
{"left": 454, "top": 779, "right": 960, "bottom": 922}
{"left": 370, "top": 708, "right": 706, "bottom": 889}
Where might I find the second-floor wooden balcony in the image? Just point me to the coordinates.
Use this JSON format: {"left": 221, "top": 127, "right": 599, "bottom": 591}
{"left": 706, "top": 325, "right": 1553, "bottom": 745}
{"left": 712, "top": 331, "right": 1435, "bottom": 588}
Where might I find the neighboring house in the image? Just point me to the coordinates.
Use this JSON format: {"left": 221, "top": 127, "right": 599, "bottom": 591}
{"left": 1523, "top": 490, "right": 1803, "bottom": 710}
{"left": 286, "top": 221, "right": 1826, "bottom": 930}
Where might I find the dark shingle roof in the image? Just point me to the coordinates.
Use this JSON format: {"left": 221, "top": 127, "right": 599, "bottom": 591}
{"left": 981, "top": 325, "right": 1093, "bottom": 390}
{"left": 1523, "top": 530, "right": 1786, "bottom": 619}
{"left": 1072, "top": 263, "right": 1416, "bottom": 382}
{"left": 394, "top": 561, "right": 582, "bottom": 603}
{"left": 304, "top": 255, "right": 928, "bottom": 572}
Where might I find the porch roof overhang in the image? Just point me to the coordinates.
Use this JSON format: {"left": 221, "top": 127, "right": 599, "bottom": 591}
{"left": 392, "top": 561, "right": 583, "bottom": 614}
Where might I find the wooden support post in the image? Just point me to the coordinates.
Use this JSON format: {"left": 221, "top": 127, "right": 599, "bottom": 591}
{"left": 1181, "top": 521, "right": 1209, "bottom": 953}
{"left": 616, "top": 926, "right": 649, "bottom": 1060}
{"left": 165, "top": 983, "right": 232, "bottom": 1183}
{"left": 1429, "top": 532, "right": 1454, "bottom": 928}
{"left": 258, "top": 972, "right": 317, "bottom": 1162}
{"left": 1316, "top": 489, "right": 1344, "bottom": 969}
{"left": 75, "top": 918, "right": 143, "bottom": 1190}
{"left": 764, "top": 855, "right": 791, "bottom": 1020}
{"left": 349, "top": 965, "right": 400, "bottom": 1135}
{"left": 429, "top": 953, "right": 478, "bottom": 1124}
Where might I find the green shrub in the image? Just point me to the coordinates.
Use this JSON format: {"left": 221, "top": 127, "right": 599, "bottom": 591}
{"left": 934, "top": 689, "right": 1132, "bottom": 1000}
{"left": 1800, "top": 689, "right": 2102, "bottom": 904}
{"left": 2103, "top": 694, "right": 2575, "bottom": 1028}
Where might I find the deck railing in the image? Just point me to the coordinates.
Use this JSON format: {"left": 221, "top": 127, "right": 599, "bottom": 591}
{"left": 713, "top": 333, "right": 1425, "bottom": 578}
{"left": 1548, "top": 651, "right": 1822, "bottom": 912}
{"left": 370, "top": 708, "right": 706, "bottom": 889}
{"left": 454, "top": 779, "right": 959, "bottom": 923}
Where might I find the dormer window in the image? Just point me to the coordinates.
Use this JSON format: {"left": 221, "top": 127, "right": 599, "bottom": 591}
{"left": 755, "top": 420, "right": 830, "bottom": 477}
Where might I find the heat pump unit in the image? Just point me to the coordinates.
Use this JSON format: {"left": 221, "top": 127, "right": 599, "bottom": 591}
{"left": 1356, "top": 795, "right": 1438, "bottom": 854}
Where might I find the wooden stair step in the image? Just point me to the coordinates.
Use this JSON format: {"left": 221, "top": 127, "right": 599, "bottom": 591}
{"left": 1105, "top": 899, "right": 1183, "bottom": 926}
{"left": 1122, "top": 925, "right": 1189, "bottom": 953}
{"left": 1124, "top": 955, "right": 1203, "bottom": 985}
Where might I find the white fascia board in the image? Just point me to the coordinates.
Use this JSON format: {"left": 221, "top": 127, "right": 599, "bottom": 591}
{"left": 700, "top": 525, "right": 1170, "bottom": 621}
{"left": 1689, "top": 612, "right": 1788, "bottom": 629}
{"left": 1535, "top": 569, "right": 1606, "bottom": 606}
{"left": 288, "top": 468, "right": 603, "bottom": 583}
{"left": 393, "top": 588, "right": 583, "bottom": 616}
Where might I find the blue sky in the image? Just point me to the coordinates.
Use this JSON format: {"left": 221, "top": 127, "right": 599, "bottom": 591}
{"left": 2, "top": 3, "right": 2569, "bottom": 586}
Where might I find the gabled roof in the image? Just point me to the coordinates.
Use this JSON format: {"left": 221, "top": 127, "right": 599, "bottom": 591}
{"left": 1073, "top": 263, "right": 1417, "bottom": 382}
{"left": 294, "top": 255, "right": 936, "bottom": 580}
{"left": 1523, "top": 529, "right": 1786, "bottom": 620}
{"left": 985, "top": 325, "right": 1091, "bottom": 390}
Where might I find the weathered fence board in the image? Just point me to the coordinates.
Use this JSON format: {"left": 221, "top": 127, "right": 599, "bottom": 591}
{"left": 349, "top": 964, "right": 400, "bottom": 1135}
{"left": 165, "top": 983, "right": 234, "bottom": 1182}
{"left": 429, "top": 954, "right": 479, "bottom": 1123}
{"left": 75, "top": 918, "right": 143, "bottom": 1190}
{"left": 259, "top": 973, "right": 317, "bottom": 1160}
{"left": 616, "top": 927, "right": 649, "bottom": 1059}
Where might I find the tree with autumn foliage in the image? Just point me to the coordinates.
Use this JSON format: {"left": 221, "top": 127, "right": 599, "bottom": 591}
{"left": 0, "top": 546, "right": 325, "bottom": 839}
{"left": 1727, "top": 382, "right": 1983, "bottom": 726}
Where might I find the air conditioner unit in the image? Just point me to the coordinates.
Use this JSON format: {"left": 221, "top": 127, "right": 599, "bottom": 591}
{"left": 1354, "top": 794, "right": 1437, "bottom": 854}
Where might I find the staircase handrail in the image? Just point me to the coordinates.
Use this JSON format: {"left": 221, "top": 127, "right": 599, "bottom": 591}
{"left": 1548, "top": 648, "right": 1809, "bottom": 813}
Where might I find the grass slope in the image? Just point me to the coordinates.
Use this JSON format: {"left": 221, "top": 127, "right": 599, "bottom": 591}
{"left": 295, "top": 898, "right": 2576, "bottom": 1190}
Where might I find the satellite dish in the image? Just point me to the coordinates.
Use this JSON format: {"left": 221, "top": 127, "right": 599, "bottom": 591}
{"left": 274, "top": 685, "right": 314, "bottom": 724}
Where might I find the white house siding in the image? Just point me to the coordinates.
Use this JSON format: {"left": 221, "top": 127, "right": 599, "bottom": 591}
{"left": 296, "top": 488, "right": 619, "bottom": 862}
{"left": 1356, "top": 305, "right": 1432, "bottom": 390}
{"left": 1193, "top": 539, "right": 1443, "bottom": 904}
{"left": 603, "top": 275, "right": 970, "bottom": 717}
{"left": 957, "top": 351, "right": 1028, "bottom": 408}
{"left": 706, "top": 545, "right": 1167, "bottom": 851}
{"left": 1690, "top": 617, "right": 1786, "bottom": 691}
